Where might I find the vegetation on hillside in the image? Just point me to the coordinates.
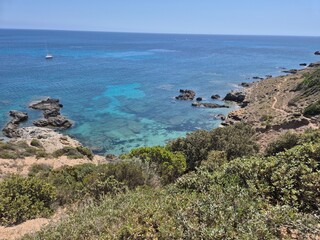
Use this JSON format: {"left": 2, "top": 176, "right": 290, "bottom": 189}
{"left": 0, "top": 126, "right": 313, "bottom": 239}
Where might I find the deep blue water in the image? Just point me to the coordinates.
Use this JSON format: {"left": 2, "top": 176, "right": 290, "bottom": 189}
{"left": 1, "top": 29, "right": 320, "bottom": 154}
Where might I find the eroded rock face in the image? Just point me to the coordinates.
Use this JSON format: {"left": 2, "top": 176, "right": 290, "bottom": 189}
{"left": 29, "top": 98, "right": 72, "bottom": 129}
{"left": 175, "top": 89, "right": 196, "bottom": 100}
{"left": 223, "top": 91, "right": 246, "bottom": 103}
{"left": 2, "top": 110, "right": 29, "bottom": 138}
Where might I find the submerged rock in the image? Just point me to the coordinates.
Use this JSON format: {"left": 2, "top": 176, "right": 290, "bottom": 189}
{"left": 196, "top": 97, "right": 203, "bottom": 101}
{"left": 175, "top": 89, "right": 196, "bottom": 100}
{"left": 299, "top": 63, "right": 307, "bottom": 66}
{"left": 314, "top": 51, "right": 320, "bottom": 55}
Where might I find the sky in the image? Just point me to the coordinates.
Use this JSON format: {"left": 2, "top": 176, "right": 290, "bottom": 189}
{"left": 0, "top": 0, "right": 320, "bottom": 36}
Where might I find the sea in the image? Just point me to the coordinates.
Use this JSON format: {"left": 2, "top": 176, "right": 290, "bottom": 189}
{"left": 0, "top": 29, "right": 319, "bottom": 154}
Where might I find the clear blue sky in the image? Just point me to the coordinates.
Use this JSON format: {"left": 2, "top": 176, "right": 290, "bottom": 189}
{"left": 1, "top": 0, "right": 320, "bottom": 36}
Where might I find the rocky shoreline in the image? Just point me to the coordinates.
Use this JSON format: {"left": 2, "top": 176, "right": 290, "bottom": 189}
{"left": 221, "top": 61, "right": 320, "bottom": 149}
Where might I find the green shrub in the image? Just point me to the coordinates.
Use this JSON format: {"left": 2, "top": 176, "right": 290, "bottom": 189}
{"left": 169, "top": 123, "right": 259, "bottom": 170}
{"left": 224, "top": 143, "right": 320, "bottom": 212}
{"left": 76, "top": 146, "right": 94, "bottom": 160}
{"left": 304, "top": 100, "right": 320, "bottom": 117}
{"left": 30, "top": 139, "right": 43, "bottom": 148}
{"left": 169, "top": 130, "right": 212, "bottom": 170}
{"left": 265, "top": 131, "right": 300, "bottom": 156}
{"left": 22, "top": 185, "right": 319, "bottom": 240}
{"left": 0, "top": 141, "right": 46, "bottom": 159}
{"left": 0, "top": 175, "right": 56, "bottom": 226}
{"left": 265, "top": 129, "right": 320, "bottom": 156}
{"left": 52, "top": 147, "right": 84, "bottom": 159}
{"left": 85, "top": 176, "right": 128, "bottom": 200}
{"left": 28, "top": 164, "right": 53, "bottom": 177}
{"left": 122, "top": 146, "right": 186, "bottom": 183}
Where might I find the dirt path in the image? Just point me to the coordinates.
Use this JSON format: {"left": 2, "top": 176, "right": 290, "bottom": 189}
{"left": 271, "top": 78, "right": 288, "bottom": 115}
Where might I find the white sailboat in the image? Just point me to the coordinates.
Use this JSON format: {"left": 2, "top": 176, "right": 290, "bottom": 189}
{"left": 45, "top": 44, "right": 53, "bottom": 59}
{"left": 45, "top": 54, "right": 53, "bottom": 59}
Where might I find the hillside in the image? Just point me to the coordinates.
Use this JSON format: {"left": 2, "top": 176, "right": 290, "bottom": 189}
{"left": 0, "top": 65, "right": 320, "bottom": 240}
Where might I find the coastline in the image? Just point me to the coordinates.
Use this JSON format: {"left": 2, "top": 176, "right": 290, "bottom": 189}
{"left": 223, "top": 62, "right": 320, "bottom": 150}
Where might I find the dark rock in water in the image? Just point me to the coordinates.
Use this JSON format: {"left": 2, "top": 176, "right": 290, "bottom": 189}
{"left": 299, "top": 63, "right": 307, "bottom": 66}
{"left": 213, "top": 114, "right": 226, "bottom": 121}
{"left": 33, "top": 119, "right": 49, "bottom": 127}
{"left": 314, "top": 51, "right": 320, "bottom": 55}
{"left": 43, "top": 109, "right": 60, "bottom": 118}
{"left": 308, "top": 62, "right": 320, "bottom": 68}
{"left": 30, "top": 98, "right": 73, "bottom": 129}
{"left": 240, "top": 82, "right": 252, "bottom": 88}
{"left": 265, "top": 75, "right": 272, "bottom": 79}
{"left": 192, "top": 102, "right": 229, "bottom": 108}
{"left": 282, "top": 69, "right": 298, "bottom": 74}
{"left": 30, "top": 98, "right": 62, "bottom": 111}
{"left": 48, "top": 116, "right": 72, "bottom": 129}
{"left": 176, "top": 89, "right": 196, "bottom": 100}
{"left": 223, "top": 91, "right": 246, "bottom": 103}
{"left": 252, "top": 76, "right": 264, "bottom": 80}
{"left": 196, "top": 97, "right": 203, "bottom": 101}
{"left": 9, "top": 110, "right": 28, "bottom": 124}
{"left": 211, "top": 94, "right": 220, "bottom": 100}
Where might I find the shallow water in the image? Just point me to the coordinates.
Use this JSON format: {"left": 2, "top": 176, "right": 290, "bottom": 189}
{"left": 1, "top": 29, "right": 319, "bottom": 154}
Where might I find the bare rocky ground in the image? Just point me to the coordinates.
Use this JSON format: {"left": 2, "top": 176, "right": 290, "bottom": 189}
{"left": 225, "top": 63, "right": 320, "bottom": 151}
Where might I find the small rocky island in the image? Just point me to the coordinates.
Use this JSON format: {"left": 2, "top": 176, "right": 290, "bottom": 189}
{"left": 29, "top": 98, "right": 72, "bottom": 129}
{"left": 2, "top": 98, "right": 73, "bottom": 138}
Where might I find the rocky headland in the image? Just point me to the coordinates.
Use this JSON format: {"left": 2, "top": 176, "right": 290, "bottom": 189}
{"left": 222, "top": 62, "right": 320, "bottom": 150}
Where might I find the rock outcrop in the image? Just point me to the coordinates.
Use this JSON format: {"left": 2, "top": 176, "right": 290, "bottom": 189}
{"left": 191, "top": 102, "right": 229, "bottom": 108}
{"left": 175, "top": 89, "right": 196, "bottom": 100}
{"left": 2, "top": 110, "right": 28, "bottom": 138}
{"left": 282, "top": 69, "right": 298, "bottom": 74}
{"left": 314, "top": 51, "right": 320, "bottom": 55}
{"left": 223, "top": 91, "right": 246, "bottom": 103}
{"left": 240, "top": 82, "right": 252, "bottom": 88}
{"left": 211, "top": 94, "right": 220, "bottom": 100}
{"left": 299, "top": 63, "right": 307, "bottom": 66}
{"left": 29, "top": 98, "right": 72, "bottom": 129}
{"left": 308, "top": 62, "right": 320, "bottom": 68}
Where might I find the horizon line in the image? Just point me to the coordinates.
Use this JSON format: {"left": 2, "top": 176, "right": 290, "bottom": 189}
{"left": 1, "top": 27, "right": 320, "bottom": 38}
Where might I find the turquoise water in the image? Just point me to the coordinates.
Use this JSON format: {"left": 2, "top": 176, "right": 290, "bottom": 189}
{"left": 1, "top": 29, "right": 320, "bottom": 154}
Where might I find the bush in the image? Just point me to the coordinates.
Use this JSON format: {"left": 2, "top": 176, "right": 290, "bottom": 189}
{"left": 0, "top": 175, "right": 56, "bottom": 226}
{"left": 0, "top": 141, "right": 46, "bottom": 159}
{"left": 265, "top": 131, "right": 300, "bottom": 156}
{"left": 30, "top": 139, "right": 43, "bottom": 148}
{"left": 304, "top": 100, "right": 320, "bottom": 117}
{"left": 169, "top": 123, "right": 259, "bottom": 170}
{"left": 52, "top": 147, "right": 85, "bottom": 159}
{"left": 122, "top": 146, "right": 186, "bottom": 183}
{"left": 169, "top": 130, "right": 212, "bottom": 170}
{"left": 76, "top": 146, "right": 94, "bottom": 160}
{"left": 224, "top": 143, "right": 320, "bottom": 212}
{"left": 265, "top": 129, "right": 320, "bottom": 156}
